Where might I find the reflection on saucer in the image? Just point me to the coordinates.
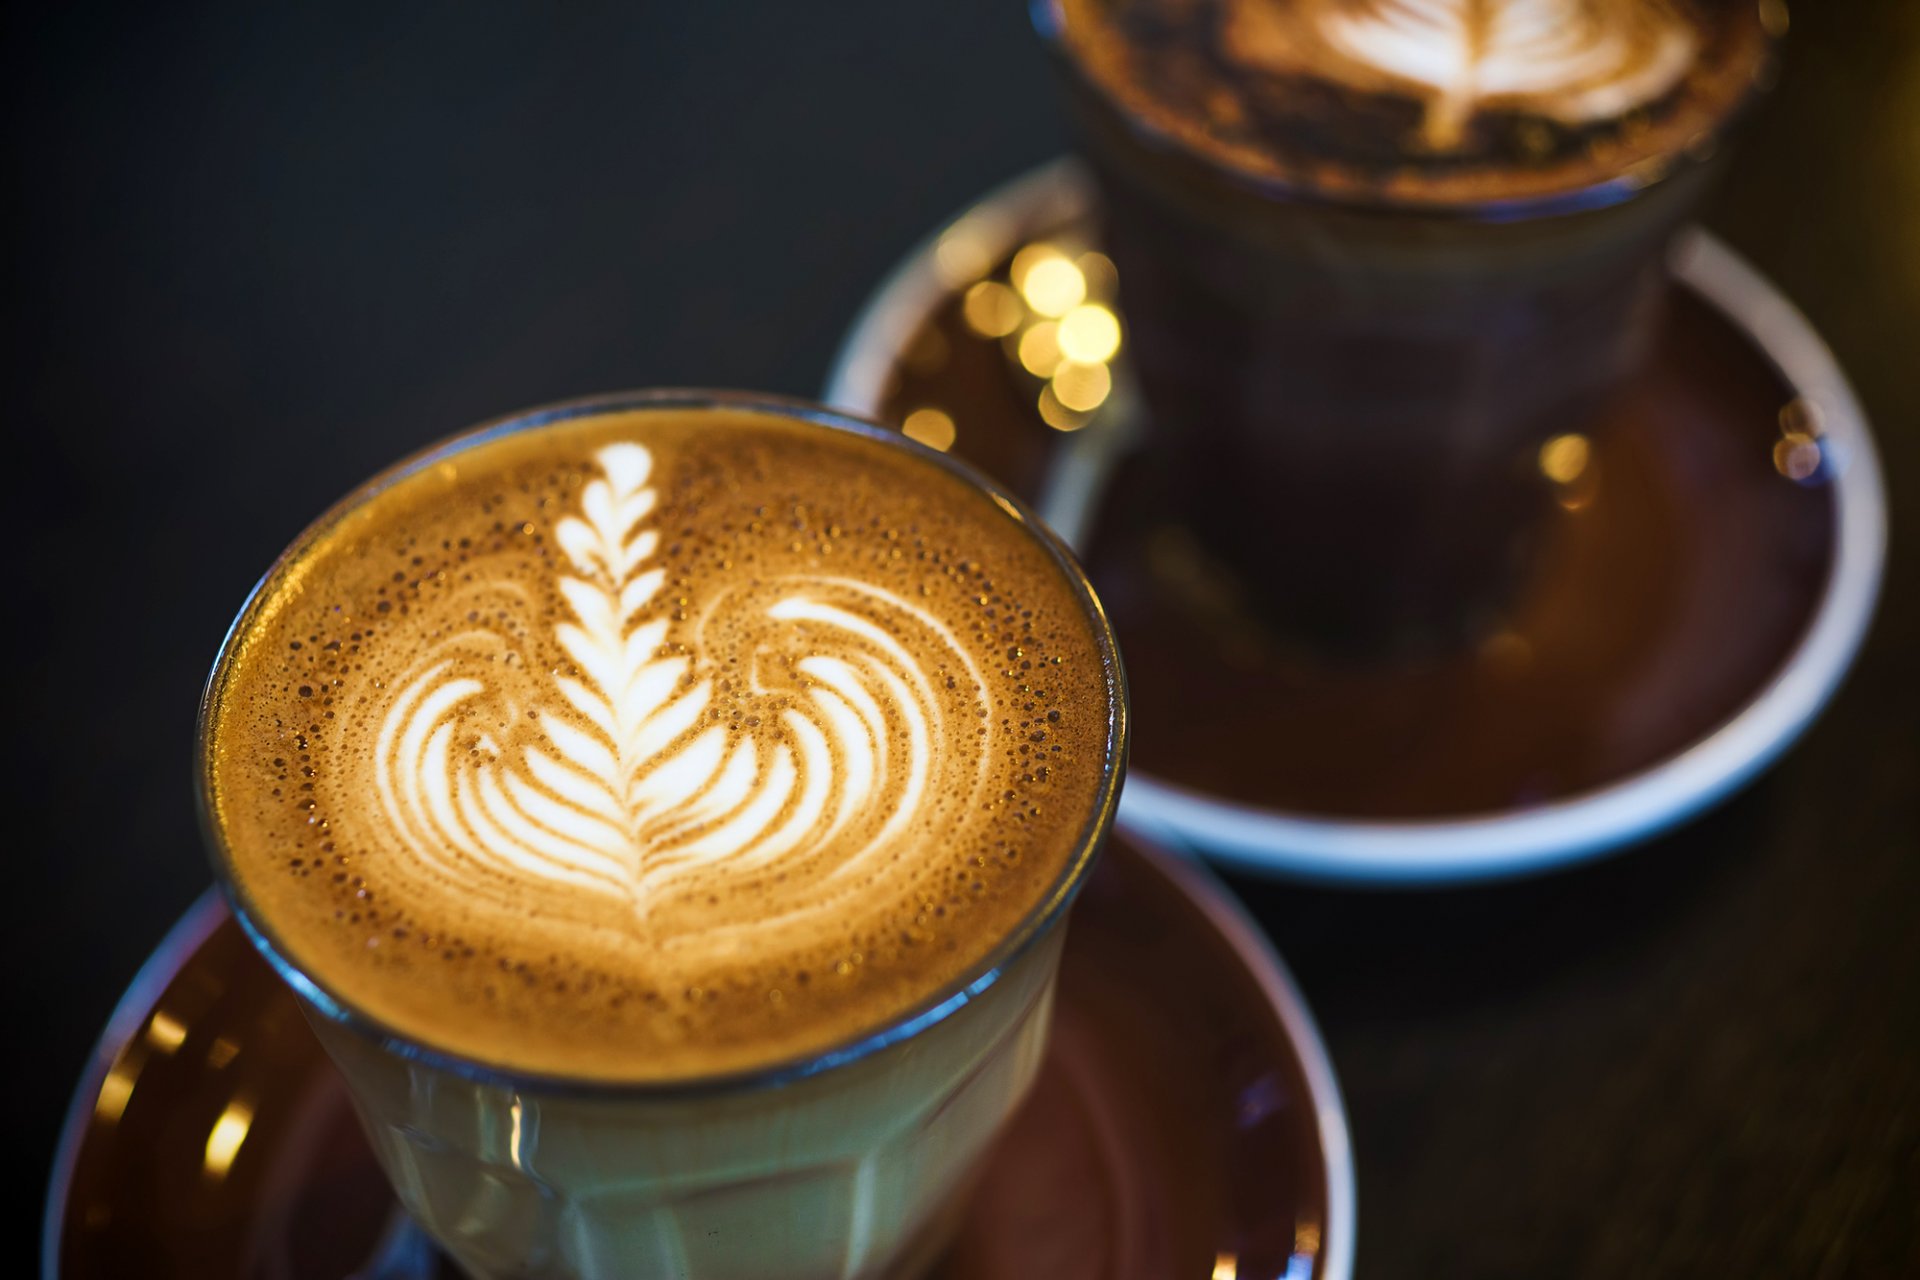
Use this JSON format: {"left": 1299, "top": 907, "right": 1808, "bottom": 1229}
{"left": 45, "top": 833, "right": 1355, "bottom": 1280}
{"left": 827, "top": 160, "right": 1884, "bottom": 886}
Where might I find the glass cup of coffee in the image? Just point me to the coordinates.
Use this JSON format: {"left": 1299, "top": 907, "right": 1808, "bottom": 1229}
{"left": 197, "top": 391, "right": 1128, "bottom": 1279}
{"left": 1036, "top": 0, "right": 1779, "bottom": 656}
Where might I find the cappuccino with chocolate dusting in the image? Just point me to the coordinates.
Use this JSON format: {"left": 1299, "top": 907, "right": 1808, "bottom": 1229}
{"left": 204, "top": 403, "right": 1116, "bottom": 1080}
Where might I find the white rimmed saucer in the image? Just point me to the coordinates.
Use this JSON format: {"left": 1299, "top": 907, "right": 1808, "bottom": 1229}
{"left": 44, "top": 831, "right": 1355, "bottom": 1279}
{"left": 826, "top": 159, "right": 1886, "bottom": 886}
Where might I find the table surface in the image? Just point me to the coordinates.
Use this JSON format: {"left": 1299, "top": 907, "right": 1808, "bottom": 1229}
{"left": 9, "top": 3, "right": 1916, "bottom": 1276}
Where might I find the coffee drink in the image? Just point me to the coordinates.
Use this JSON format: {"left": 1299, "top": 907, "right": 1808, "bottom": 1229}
{"left": 1051, "top": 0, "right": 1770, "bottom": 203}
{"left": 200, "top": 394, "right": 1126, "bottom": 1278}
{"left": 1040, "top": 0, "right": 1776, "bottom": 655}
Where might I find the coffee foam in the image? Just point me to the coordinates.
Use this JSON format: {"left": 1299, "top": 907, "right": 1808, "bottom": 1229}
{"left": 1229, "top": 0, "right": 1698, "bottom": 149}
{"left": 1056, "top": 0, "right": 1772, "bottom": 202}
{"left": 205, "top": 407, "right": 1117, "bottom": 1081}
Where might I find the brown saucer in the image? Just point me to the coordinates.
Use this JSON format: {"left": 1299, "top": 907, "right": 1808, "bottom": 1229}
{"left": 44, "top": 832, "right": 1354, "bottom": 1280}
{"left": 827, "top": 161, "right": 1885, "bottom": 885}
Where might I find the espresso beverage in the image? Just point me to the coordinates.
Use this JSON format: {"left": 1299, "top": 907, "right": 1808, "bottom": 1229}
{"left": 200, "top": 395, "right": 1125, "bottom": 1279}
{"left": 1042, "top": 0, "right": 1776, "bottom": 655}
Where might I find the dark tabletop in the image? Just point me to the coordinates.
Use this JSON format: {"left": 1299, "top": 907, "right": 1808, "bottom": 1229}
{"left": 9, "top": 2, "right": 1917, "bottom": 1276}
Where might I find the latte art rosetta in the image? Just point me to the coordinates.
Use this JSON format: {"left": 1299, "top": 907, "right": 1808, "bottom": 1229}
{"left": 207, "top": 405, "right": 1116, "bottom": 1078}
{"left": 373, "top": 444, "right": 988, "bottom": 941}
{"left": 1226, "top": 0, "right": 1699, "bottom": 148}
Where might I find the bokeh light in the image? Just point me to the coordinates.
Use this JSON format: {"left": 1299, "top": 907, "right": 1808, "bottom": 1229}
{"left": 1773, "top": 398, "right": 1827, "bottom": 482}
{"left": 967, "top": 234, "right": 1128, "bottom": 435}
{"left": 1018, "top": 321, "right": 1064, "bottom": 377}
{"left": 1012, "top": 243, "right": 1087, "bottom": 317}
{"left": 902, "top": 407, "right": 958, "bottom": 452}
{"left": 1773, "top": 434, "right": 1823, "bottom": 480}
{"left": 1038, "top": 384, "right": 1092, "bottom": 432}
{"left": 1076, "top": 250, "right": 1119, "bottom": 298}
{"left": 1538, "top": 433, "right": 1591, "bottom": 484}
{"left": 963, "top": 281, "right": 1023, "bottom": 338}
{"left": 1057, "top": 303, "right": 1121, "bottom": 364}
{"left": 1051, "top": 360, "right": 1112, "bottom": 411}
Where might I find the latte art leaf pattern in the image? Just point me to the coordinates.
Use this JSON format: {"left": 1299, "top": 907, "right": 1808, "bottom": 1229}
{"left": 373, "top": 443, "right": 988, "bottom": 938}
{"left": 1228, "top": 0, "right": 1698, "bottom": 148}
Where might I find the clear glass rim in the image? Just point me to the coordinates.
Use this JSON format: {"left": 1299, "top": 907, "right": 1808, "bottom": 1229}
{"left": 196, "top": 388, "right": 1130, "bottom": 1100}
{"left": 1029, "top": 0, "right": 1774, "bottom": 222}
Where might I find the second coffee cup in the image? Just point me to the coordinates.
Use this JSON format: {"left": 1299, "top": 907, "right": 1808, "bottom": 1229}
{"left": 1038, "top": 0, "right": 1778, "bottom": 657}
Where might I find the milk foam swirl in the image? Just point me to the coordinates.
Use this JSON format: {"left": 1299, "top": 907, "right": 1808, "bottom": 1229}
{"left": 373, "top": 443, "right": 988, "bottom": 946}
{"left": 207, "top": 405, "right": 1118, "bottom": 1078}
{"left": 1225, "top": 0, "right": 1699, "bottom": 148}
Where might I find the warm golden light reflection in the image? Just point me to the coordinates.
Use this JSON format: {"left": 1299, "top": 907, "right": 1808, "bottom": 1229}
{"left": 1773, "top": 434, "right": 1822, "bottom": 481}
{"left": 1076, "top": 250, "right": 1118, "bottom": 298}
{"left": 1012, "top": 244, "right": 1087, "bottom": 317}
{"left": 1212, "top": 1254, "right": 1239, "bottom": 1280}
{"left": 1052, "top": 360, "right": 1113, "bottom": 412}
{"left": 1023, "top": 259, "right": 1086, "bottom": 316}
{"left": 902, "top": 407, "right": 958, "bottom": 452}
{"left": 1018, "top": 321, "right": 1064, "bottom": 377}
{"left": 94, "top": 1061, "right": 137, "bottom": 1124}
{"left": 1056, "top": 303, "right": 1122, "bottom": 364}
{"left": 1538, "top": 433, "right": 1591, "bottom": 484}
{"left": 1009, "top": 242, "right": 1059, "bottom": 291}
{"left": 204, "top": 1097, "right": 255, "bottom": 1179}
{"left": 1779, "top": 396, "right": 1823, "bottom": 437}
{"left": 1773, "top": 396, "right": 1826, "bottom": 481}
{"left": 146, "top": 1010, "right": 187, "bottom": 1054}
{"left": 962, "top": 280, "right": 1023, "bottom": 338}
{"left": 207, "top": 1036, "right": 241, "bottom": 1069}
{"left": 983, "top": 235, "right": 1130, "bottom": 433}
{"left": 509, "top": 1096, "right": 529, "bottom": 1169}
{"left": 1038, "top": 385, "right": 1093, "bottom": 432}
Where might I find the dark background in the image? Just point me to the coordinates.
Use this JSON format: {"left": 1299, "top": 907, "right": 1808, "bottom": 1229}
{"left": 8, "top": 2, "right": 1917, "bottom": 1276}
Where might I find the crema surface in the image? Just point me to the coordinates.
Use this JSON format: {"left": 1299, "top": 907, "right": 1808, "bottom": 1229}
{"left": 1056, "top": 0, "right": 1772, "bottom": 202}
{"left": 204, "top": 406, "right": 1118, "bottom": 1081}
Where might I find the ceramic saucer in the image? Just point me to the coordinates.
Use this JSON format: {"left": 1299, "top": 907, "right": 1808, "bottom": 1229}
{"left": 44, "top": 831, "right": 1354, "bottom": 1280}
{"left": 826, "top": 159, "right": 1886, "bottom": 886}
